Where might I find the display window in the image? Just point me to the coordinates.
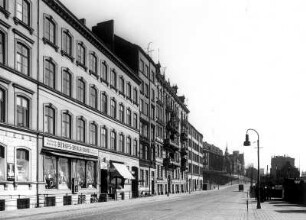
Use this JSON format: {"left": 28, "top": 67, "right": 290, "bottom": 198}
{"left": 44, "top": 156, "right": 57, "bottom": 189}
{"left": 58, "top": 157, "right": 70, "bottom": 189}
{"left": 86, "top": 161, "right": 95, "bottom": 187}
{"left": 0, "top": 145, "right": 4, "bottom": 181}
{"left": 16, "top": 149, "right": 29, "bottom": 181}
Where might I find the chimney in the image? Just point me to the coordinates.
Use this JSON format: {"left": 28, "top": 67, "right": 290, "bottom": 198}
{"left": 79, "top": 18, "right": 86, "bottom": 26}
{"left": 92, "top": 20, "right": 114, "bottom": 51}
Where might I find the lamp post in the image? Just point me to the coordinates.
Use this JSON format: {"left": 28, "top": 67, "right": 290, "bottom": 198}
{"left": 244, "top": 128, "right": 261, "bottom": 209}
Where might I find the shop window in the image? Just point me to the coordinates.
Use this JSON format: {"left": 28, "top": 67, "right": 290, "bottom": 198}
{"left": 0, "top": 145, "right": 4, "bottom": 181}
{"left": 100, "top": 127, "right": 107, "bottom": 148}
{"left": 89, "top": 86, "right": 97, "bottom": 109}
{"left": 16, "top": 148, "right": 29, "bottom": 181}
{"left": 86, "top": 161, "right": 95, "bottom": 187}
{"left": 16, "top": 42, "right": 30, "bottom": 75}
{"left": 62, "top": 70, "right": 72, "bottom": 97}
{"left": 72, "top": 160, "right": 95, "bottom": 189}
{"left": 62, "top": 112, "right": 71, "bottom": 139}
{"left": 0, "top": 88, "right": 5, "bottom": 122}
{"left": 16, "top": 0, "right": 30, "bottom": 26}
{"left": 44, "top": 105, "right": 55, "bottom": 135}
{"left": 44, "top": 155, "right": 57, "bottom": 189}
{"left": 16, "top": 96, "right": 29, "bottom": 128}
{"left": 89, "top": 123, "right": 97, "bottom": 145}
{"left": 44, "top": 59, "right": 56, "bottom": 89}
{"left": 101, "top": 92, "right": 108, "bottom": 114}
{"left": 58, "top": 157, "right": 70, "bottom": 189}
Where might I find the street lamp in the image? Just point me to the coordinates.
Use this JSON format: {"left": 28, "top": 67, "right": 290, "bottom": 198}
{"left": 244, "top": 128, "right": 261, "bottom": 209}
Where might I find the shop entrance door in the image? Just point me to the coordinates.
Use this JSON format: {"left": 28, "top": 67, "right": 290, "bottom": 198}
{"left": 151, "top": 180, "right": 155, "bottom": 195}
{"left": 131, "top": 167, "right": 138, "bottom": 198}
{"left": 100, "top": 169, "right": 108, "bottom": 193}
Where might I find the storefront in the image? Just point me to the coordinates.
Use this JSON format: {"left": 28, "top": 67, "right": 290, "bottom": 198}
{"left": 39, "top": 137, "right": 99, "bottom": 207}
{"left": 99, "top": 151, "right": 138, "bottom": 201}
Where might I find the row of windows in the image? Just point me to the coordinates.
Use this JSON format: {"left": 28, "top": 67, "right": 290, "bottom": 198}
{"left": 43, "top": 106, "right": 138, "bottom": 157}
{"left": 43, "top": 15, "right": 139, "bottom": 104}
{"left": 139, "top": 59, "right": 155, "bottom": 83}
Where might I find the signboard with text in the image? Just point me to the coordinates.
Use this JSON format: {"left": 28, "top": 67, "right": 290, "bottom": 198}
{"left": 44, "top": 137, "right": 98, "bottom": 157}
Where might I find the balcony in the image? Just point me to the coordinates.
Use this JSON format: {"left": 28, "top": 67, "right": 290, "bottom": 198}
{"left": 166, "top": 121, "right": 179, "bottom": 134}
{"left": 180, "top": 147, "right": 188, "bottom": 156}
{"left": 180, "top": 132, "right": 188, "bottom": 143}
{"left": 164, "top": 138, "right": 179, "bottom": 152}
{"left": 163, "top": 157, "right": 180, "bottom": 170}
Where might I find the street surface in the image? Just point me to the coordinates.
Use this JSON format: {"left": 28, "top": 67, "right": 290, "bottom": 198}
{"left": 1, "top": 184, "right": 306, "bottom": 220}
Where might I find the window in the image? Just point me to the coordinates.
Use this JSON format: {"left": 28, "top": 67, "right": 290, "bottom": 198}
{"left": 44, "top": 59, "right": 55, "bottom": 89}
{"left": 44, "top": 16, "right": 56, "bottom": 44}
{"left": 119, "top": 104, "right": 124, "bottom": 123}
{"left": 0, "top": 0, "right": 4, "bottom": 8}
{"left": 0, "top": 88, "right": 5, "bottom": 122}
{"left": 71, "top": 159, "right": 96, "bottom": 188}
{"left": 76, "top": 42, "right": 86, "bottom": 66}
{"left": 101, "top": 93, "right": 108, "bottom": 114}
{"left": 139, "top": 59, "right": 144, "bottom": 72}
{"left": 0, "top": 145, "right": 5, "bottom": 181}
{"left": 16, "top": 0, "right": 30, "bottom": 25}
{"left": 133, "top": 88, "right": 138, "bottom": 104}
{"left": 126, "top": 109, "right": 131, "bottom": 126}
{"left": 89, "top": 123, "right": 97, "bottom": 145}
{"left": 126, "top": 137, "right": 131, "bottom": 155}
{"left": 62, "top": 30, "right": 72, "bottom": 56}
{"left": 62, "top": 112, "right": 71, "bottom": 139}
{"left": 89, "top": 53, "right": 97, "bottom": 74}
{"left": 101, "top": 62, "right": 108, "bottom": 83}
{"left": 62, "top": 70, "right": 71, "bottom": 97}
{"left": 76, "top": 118, "right": 85, "bottom": 142}
{"left": 133, "top": 113, "right": 138, "bottom": 129}
{"left": 133, "top": 140, "right": 137, "bottom": 157}
{"left": 145, "top": 65, "right": 149, "bottom": 77}
{"left": 119, "top": 77, "right": 124, "bottom": 94}
{"left": 110, "top": 70, "right": 116, "bottom": 89}
{"left": 101, "top": 127, "right": 107, "bottom": 148}
{"left": 89, "top": 86, "right": 97, "bottom": 109}
{"left": 119, "top": 133, "right": 124, "bottom": 153}
{"left": 16, "top": 96, "right": 29, "bottom": 128}
{"left": 110, "top": 130, "right": 116, "bottom": 150}
{"left": 0, "top": 31, "right": 5, "bottom": 64}
{"left": 151, "top": 89, "right": 155, "bottom": 101}
{"left": 151, "top": 105, "right": 155, "bottom": 120}
{"left": 16, "top": 42, "right": 29, "bottom": 75}
{"left": 16, "top": 149, "right": 29, "bottom": 181}
{"left": 110, "top": 99, "right": 116, "bottom": 118}
{"left": 144, "top": 83, "right": 149, "bottom": 97}
{"left": 76, "top": 79, "right": 85, "bottom": 103}
{"left": 44, "top": 106, "right": 55, "bottom": 134}
{"left": 126, "top": 83, "right": 131, "bottom": 99}
{"left": 139, "top": 143, "right": 143, "bottom": 159}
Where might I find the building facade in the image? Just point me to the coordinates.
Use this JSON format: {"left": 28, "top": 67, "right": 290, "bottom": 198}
{"left": 187, "top": 123, "right": 203, "bottom": 192}
{"left": 270, "top": 155, "right": 295, "bottom": 178}
{"left": 0, "top": 0, "right": 141, "bottom": 211}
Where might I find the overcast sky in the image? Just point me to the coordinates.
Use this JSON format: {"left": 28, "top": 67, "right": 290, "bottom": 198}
{"left": 61, "top": 0, "right": 306, "bottom": 173}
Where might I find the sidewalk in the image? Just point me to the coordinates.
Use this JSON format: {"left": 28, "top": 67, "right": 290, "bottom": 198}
{"left": 0, "top": 187, "right": 225, "bottom": 219}
{"left": 242, "top": 198, "right": 306, "bottom": 220}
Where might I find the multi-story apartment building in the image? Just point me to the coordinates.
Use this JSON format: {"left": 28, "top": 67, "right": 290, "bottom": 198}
{"left": 187, "top": 123, "right": 203, "bottom": 192}
{"left": 156, "top": 69, "right": 189, "bottom": 195}
{"left": 0, "top": 0, "right": 141, "bottom": 211}
{"left": 270, "top": 155, "right": 295, "bottom": 178}
{"left": 90, "top": 21, "right": 158, "bottom": 196}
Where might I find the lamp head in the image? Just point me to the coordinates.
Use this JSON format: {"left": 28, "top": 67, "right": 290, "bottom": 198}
{"left": 244, "top": 134, "right": 251, "bottom": 146}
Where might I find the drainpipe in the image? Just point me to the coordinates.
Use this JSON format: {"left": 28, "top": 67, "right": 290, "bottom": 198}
{"left": 36, "top": 0, "right": 40, "bottom": 208}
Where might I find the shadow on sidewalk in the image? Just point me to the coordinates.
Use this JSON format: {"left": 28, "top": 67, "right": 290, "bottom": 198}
{"left": 276, "top": 210, "right": 306, "bottom": 214}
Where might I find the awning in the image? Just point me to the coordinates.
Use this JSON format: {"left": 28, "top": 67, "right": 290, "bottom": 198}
{"left": 112, "top": 163, "right": 134, "bottom": 180}
{"left": 45, "top": 151, "right": 98, "bottom": 161}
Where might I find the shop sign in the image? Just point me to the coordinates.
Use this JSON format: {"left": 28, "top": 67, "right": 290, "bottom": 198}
{"left": 44, "top": 137, "right": 98, "bottom": 156}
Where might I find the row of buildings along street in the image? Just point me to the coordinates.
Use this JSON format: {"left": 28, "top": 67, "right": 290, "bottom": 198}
{"left": 0, "top": 0, "right": 244, "bottom": 211}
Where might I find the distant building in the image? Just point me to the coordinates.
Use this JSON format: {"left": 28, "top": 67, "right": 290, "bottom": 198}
{"left": 224, "top": 149, "right": 245, "bottom": 176}
{"left": 270, "top": 155, "right": 295, "bottom": 178}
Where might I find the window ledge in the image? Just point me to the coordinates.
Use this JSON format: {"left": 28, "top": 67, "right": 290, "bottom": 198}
{"left": 89, "top": 70, "right": 98, "bottom": 79}
{"left": 119, "top": 91, "right": 125, "bottom": 97}
{"left": 13, "top": 17, "right": 33, "bottom": 35}
{"left": 76, "top": 60, "right": 88, "bottom": 71}
{"left": 42, "top": 37, "right": 59, "bottom": 52}
{"left": 110, "top": 85, "right": 117, "bottom": 92}
{"left": 0, "top": 6, "right": 10, "bottom": 18}
{"left": 61, "top": 50, "right": 75, "bottom": 62}
{"left": 100, "top": 78, "right": 109, "bottom": 86}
